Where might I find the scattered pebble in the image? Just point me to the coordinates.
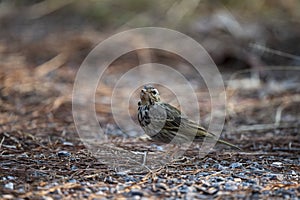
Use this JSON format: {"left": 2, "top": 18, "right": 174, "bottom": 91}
{"left": 128, "top": 188, "right": 144, "bottom": 197}
{"left": 4, "top": 182, "right": 14, "bottom": 190}
{"left": 230, "top": 162, "right": 243, "bottom": 169}
{"left": 155, "top": 183, "right": 169, "bottom": 191}
{"left": 42, "top": 196, "right": 54, "bottom": 200}
{"left": 104, "top": 176, "right": 116, "bottom": 184}
{"left": 63, "top": 142, "right": 74, "bottom": 146}
{"left": 224, "top": 182, "right": 238, "bottom": 191}
{"left": 68, "top": 179, "right": 77, "bottom": 183}
{"left": 115, "top": 171, "right": 128, "bottom": 176}
{"left": 212, "top": 163, "right": 226, "bottom": 170}
{"left": 2, "top": 195, "right": 15, "bottom": 199}
{"left": 234, "top": 178, "right": 242, "bottom": 182}
{"left": 271, "top": 162, "right": 283, "bottom": 168}
{"left": 124, "top": 176, "right": 138, "bottom": 183}
{"left": 6, "top": 176, "right": 16, "bottom": 180}
{"left": 196, "top": 186, "right": 218, "bottom": 195}
{"left": 178, "top": 185, "right": 189, "bottom": 193}
{"left": 57, "top": 151, "right": 71, "bottom": 157}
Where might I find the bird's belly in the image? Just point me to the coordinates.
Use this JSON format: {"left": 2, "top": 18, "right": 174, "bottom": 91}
{"left": 142, "top": 122, "right": 164, "bottom": 137}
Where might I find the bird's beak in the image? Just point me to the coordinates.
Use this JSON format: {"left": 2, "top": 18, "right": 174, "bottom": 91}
{"left": 140, "top": 89, "right": 146, "bottom": 101}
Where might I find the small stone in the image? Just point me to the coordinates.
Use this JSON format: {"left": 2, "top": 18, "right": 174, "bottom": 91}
{"left": 95, "top": 190, "right": 105, "bottom": 195}
{"left": 220, "top": 160, "right": 229, "bottom": 165}
{"left": 271, "top": 162, "right": 283, "bottom": 168}
{"left": 4, "top": 182, "right": 14, "bottom": 190}
{"left": 290, "top": 170, "right": 296, "bottom": 175}
{"left": 276, "top": 174, "right": 284, "bottom": 181}
{"left": 84, "top": 188, "right": 92, "bottom": 193}
{"left": 251, "top": 185, "right": 262, "bottom": 192}
{"left": 249, "top": 162, "right": 263, "bottom": 169}
{"left": 178, "top": 185, "right": 189, "bottom": 193}
{"left": 57, "top": 151, "right": 71, "bottom": 157}
{"left": 197, "top": 172, "right": 210, "bottom": 177}
{"left": 98, "top": 186, "right": 109, "bottom": 192}
{"left": 6, "top": 176, "right": 15, "bottom": 180}
{"left": 63, "top": 142, "right": 74, "bottom": 146}
{"left": 185, "top": 167, "right": 193, "bottom": 171}
{"left": 262, "top": 190, "right": 271, "bottom": 195}
{"left": 196, "top": 186, "right": 218, "bottom": 195}
{"left": 2, "top": 194, "right": 15, "bottom": 199}
{"left": 242, "top": 182, "right": 251, "bottom": 187}
{"left": 115, "top": 171, "right": 128, "bottom": 176}
{"left": 210, "top": 176, "right": 225, "bottom": 183}
{"left": 221, "top": 170, "right": 231, "bottom": 175}
{"left": 233, "top": 175, "right": 241, "bottom": 181}
{"left": 124, "top": 176, "right": 138, "bottom": 183}
{"left": 110, "top": 187, "right": 117, "bottom": 193}
{"left": 42, "top": 196, "right": 54, "bottom": 200}
{"left": 233, "top": 172, "right": 248, "bottom": 180}
{"left": 264, "top": 173, "right": 277, "bottom": 180}
{"left": 230, "top": 162, "right": 243, "bottom": 169}
{"left": 156, "top": 146, "right": 164, "bottom": 151}
{"left": 224, "top": 182, "right": 238, "bottom": 191}
{"left": 202, "top": 164, "right": 210, "bottom": 169}
{"left": 246, "top": 179, "right": 257, "bottom": 185}
{"left": 206, "top": 187, "right": 218, "bottom": 195}
{"left": 71, "top": 165, "right": 77, "bottom": 171}
{"left": 116, "top": 184, "right": 125, "bottom": 191}
{"left": 212, "top": 164, "right": 225, "bottom": 170}
{"left": 155, "top": 183, "right": 168, "bottom": 190}
{"left": 104, "top": 176, "right": 116, "bottom": 184}
{"left": 129, "top": 188, "right": 144, "bottom": 197}
{"left": 68, "top": 179, "right": 76, "bottom": 183}
{"left": 18, "top": 188, "right": 25, "bottom": 193}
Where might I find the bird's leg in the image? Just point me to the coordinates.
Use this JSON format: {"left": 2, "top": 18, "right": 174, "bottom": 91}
{"left": 162, "top": 144, "right": 187, "bottom": 161}
{"left": 156, "top": 144, "right": 178, "bottom": 161}
{"left": 142, "top": 151, "right": 148, "bottom": 166}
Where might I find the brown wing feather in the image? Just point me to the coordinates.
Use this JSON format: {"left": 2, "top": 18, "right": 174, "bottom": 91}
{"left": 155, "top": 103, "right": 241, "bottom": 149}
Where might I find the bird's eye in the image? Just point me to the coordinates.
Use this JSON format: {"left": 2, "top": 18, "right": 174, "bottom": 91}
{"left": 151, "top": 90, "right": 158, "bottom": 95}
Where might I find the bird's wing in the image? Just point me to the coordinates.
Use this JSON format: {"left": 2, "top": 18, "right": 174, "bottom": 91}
{"left": 159, "top": 103, "right": 218, "bottom": 138}
{"left": 157, "top": 103, "right": 182, "bottom": 131}
{"left": 153, "top": 103, "right": 241, "bottom": 149}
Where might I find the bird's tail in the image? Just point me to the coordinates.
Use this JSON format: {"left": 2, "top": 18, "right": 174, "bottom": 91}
{"left": 195, "top": 127, "right": 242, "bottom": 150}
{"left": 217, "top": 138, "right": 242, "bottom": 150}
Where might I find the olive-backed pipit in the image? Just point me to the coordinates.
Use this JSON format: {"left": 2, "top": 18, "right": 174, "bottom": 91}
{"left": 138, "top": 85, "right": 240, "bottom": 149}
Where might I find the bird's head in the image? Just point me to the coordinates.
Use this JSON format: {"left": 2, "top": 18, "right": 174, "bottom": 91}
{"left": 138, "top": 85, "right": 161, "bottom": 106}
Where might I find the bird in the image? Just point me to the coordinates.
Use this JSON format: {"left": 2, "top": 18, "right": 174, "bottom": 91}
{"left": 137, "top": 85, "right": 240, "bottom": 150}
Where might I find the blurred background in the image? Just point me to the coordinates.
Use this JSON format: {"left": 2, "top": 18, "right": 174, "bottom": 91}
{"left": 0, "top": 0, "right": 299, "bottom": 146}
